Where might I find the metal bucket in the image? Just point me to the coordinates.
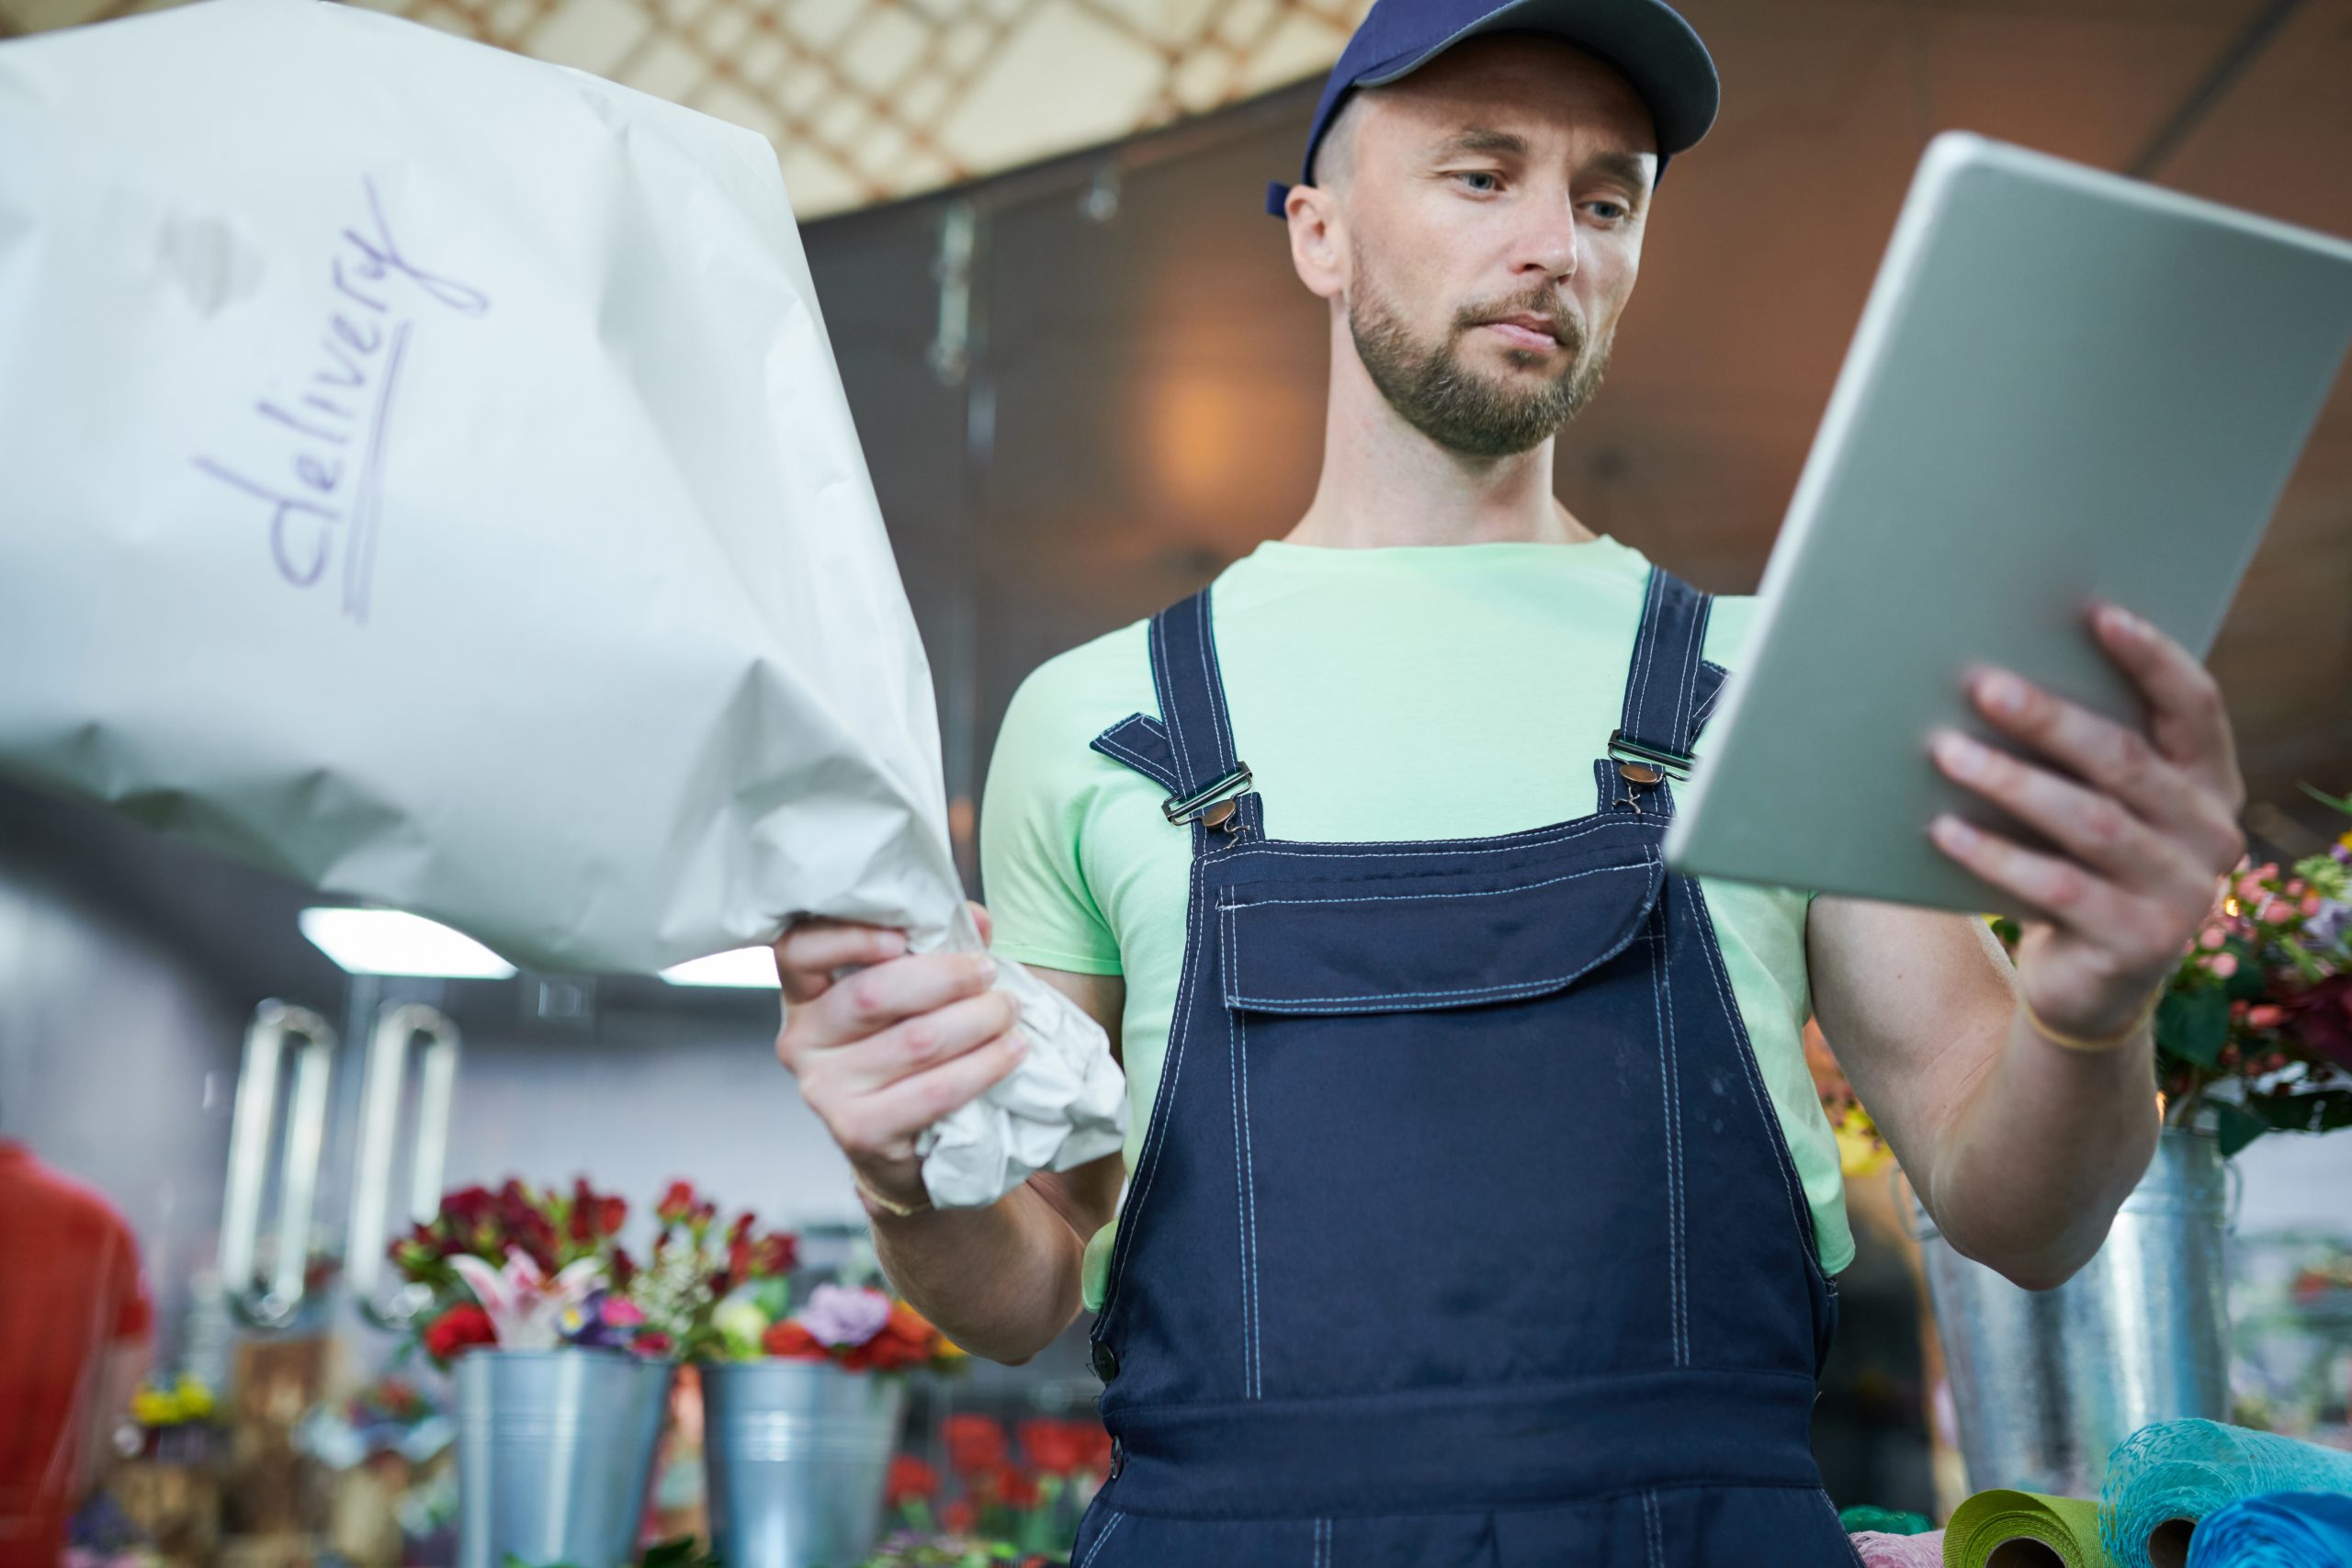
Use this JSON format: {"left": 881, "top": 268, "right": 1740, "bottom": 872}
{"left": 1916, "top": 1127, "right": 2235, "bottom": 1496}
{"left": 456, "top": 1349, "right": 674, "bottom": 1568}
{"left": 702, "top": 1361, "right": 909, "bottom": 1568}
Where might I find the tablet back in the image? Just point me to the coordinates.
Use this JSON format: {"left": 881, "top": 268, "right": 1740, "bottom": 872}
{"left": 1663, "top": 132, "right": 2352, "bottom": 915}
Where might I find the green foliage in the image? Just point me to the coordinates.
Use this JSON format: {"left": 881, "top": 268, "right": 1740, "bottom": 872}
{"left": 2155, "top": 987, "right": 2231, "bottom": 1069}
{"left": 2213, "top": 1100, "right": 2271, "bottom": 1158}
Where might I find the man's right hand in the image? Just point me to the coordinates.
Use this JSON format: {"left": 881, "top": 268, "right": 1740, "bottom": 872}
{"left": 771, "top": 903, "right": 1028, "bottom": 1213}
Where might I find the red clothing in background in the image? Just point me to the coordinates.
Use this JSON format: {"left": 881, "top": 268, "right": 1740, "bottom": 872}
{"left": 0, "top": 1141, "right": 152, "bottom": 1568}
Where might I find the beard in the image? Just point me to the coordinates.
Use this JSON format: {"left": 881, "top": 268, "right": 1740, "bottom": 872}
{"left": 1348, "top": 260, "right": 1612, "bottom": 457}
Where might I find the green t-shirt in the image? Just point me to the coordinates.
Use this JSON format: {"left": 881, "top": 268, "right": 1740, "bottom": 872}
{"left": 978, "top": 534, "right": 1855, "bottom": 1312}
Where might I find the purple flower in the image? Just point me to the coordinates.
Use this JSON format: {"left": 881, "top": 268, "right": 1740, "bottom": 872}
{"left": 797, "top": 1282, "right": 892, "bottom": 1348}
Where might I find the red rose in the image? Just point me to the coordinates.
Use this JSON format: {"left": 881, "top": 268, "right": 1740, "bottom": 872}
{"left": 597, "top": 1196, "right": 628, "bottom": 1235}
{"left": 941, "top": 1500, "right": 975, "bottom": 1535}
{"left": 857, "top": 1329, "right": 930, "bottom": 1372}
{"left": 1019, "top": 1418, "right": 1089, "bottom": 1474}
{"left": 752, "top": 1235, "right": 798, "bottom": 1277}
{"left": 762, "top": 1321, "right": 830, "bottom": 1361}
{"left": 612, "top": 1247, "right": 638, "bottom": 1290}
{"left": 635, "top": 1331, "right": 674, "bottom": 1358}
{"left": 424, "top": 1303, "right": 496, "bottom": 1362}
{"left": 989, "top": 1461, "right": 1040, "bottom": 1510}
{"left": 657, "top": 1180, "right": 696, "bottom": 1223}
{"left": 885, "top": 1454, "right": 939, "bottom": 1506}
{"left": 942, "top": 1414, "right": 1008, "bottom": 1474}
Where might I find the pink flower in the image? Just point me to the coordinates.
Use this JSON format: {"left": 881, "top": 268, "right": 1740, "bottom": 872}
{"left": 2210, "top": 953, "right": 2240, "bottom": 979}
{"left": 2301, "top": 893, "right": 2324, "bottom": 917}
{"left": 2199, "top": 927, "right": 2228, "bottom": 951}
{"left": 2246, "top": 1004, "right": 2286, "bottom": 1030}
{"left": 797, "top": 1282, "right": 893, "bottom": 1348}
{"left": 2259, "top": 899, "right": 2293, "bottom": 925}
{"left": 599, "top": 1295, "right": 646, "bottom": 1327}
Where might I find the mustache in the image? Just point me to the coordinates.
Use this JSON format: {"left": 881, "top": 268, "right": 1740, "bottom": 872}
{"left": 1456, "top": 292, "right": 1588, "bottom": 351}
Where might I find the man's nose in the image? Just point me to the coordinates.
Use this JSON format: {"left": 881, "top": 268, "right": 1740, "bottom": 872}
{"left": 1515, "top": 195, "right": 1581, "bottom": 281}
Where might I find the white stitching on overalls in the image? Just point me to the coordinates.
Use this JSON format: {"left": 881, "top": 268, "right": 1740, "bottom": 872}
{"left": 1077, "top": 1511, "right": 1124, "bottom": 1568}
{"left": 1625, "top": 570, "right": 1660, "bottom": 742}
{"left": 1684, "top": 876, "right": 1834, "bottom": 1293}
{"left": 1237, "top": 940, "right": 1262, "bottom": 1396}
{"left": 1195, "top": 590, "right": 1238, "bottom": 772}
{"left": 1643, "top": 1489, "right": 1664, "bottom": 1568}
{"left": 1219, "top": 816, "right": 1623, "bottom": 863}
{"left": 1097, "top": 842, "right": 1208, "bottom": 1317}
{"left": 1093, "top": 728, "right": 1177, "bottom": 791}
{"left": 1221, "top": 860, "right": 1647, "bottom": 907}
{"left": 1675, "top": 593, "right": 1707, "bottom": 754}
{"left": 1654, "top": 919, "right": 1689, "bottom": 1368}
{"left": 1222, "top": 897, "right": 1261, "bottom": 1400}
{"left": 1152, "top": 608, "right": 1198, "bottom": 795}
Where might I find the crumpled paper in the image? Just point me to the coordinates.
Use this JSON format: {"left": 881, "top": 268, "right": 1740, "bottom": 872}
{"left": 0, "top": 0, "right": 1122, "bottom": 1207}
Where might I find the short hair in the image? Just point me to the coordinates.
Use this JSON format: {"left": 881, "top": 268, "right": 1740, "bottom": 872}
{"left": 1306, "top": 89, "right": 1367, "bottom": 193}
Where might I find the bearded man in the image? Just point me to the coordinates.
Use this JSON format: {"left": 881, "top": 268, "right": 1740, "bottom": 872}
{"left": 771, "top": 2, "right": 2250, "bottom": 1560}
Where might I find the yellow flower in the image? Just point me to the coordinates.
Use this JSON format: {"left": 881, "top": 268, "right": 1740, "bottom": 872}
{"left": 1835, "top": 1105, "right": 1893, "bottom": 1179}
{"left": 131, "top": 1374, "right": 215, "bottom": 1426}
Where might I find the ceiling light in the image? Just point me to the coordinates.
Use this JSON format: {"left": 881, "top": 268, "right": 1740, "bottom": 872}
{"left": 659, "top": 947, "right": 778, "bottom": 988}
{"left": 299, "top": 908, "right": 518, "bottom": 979}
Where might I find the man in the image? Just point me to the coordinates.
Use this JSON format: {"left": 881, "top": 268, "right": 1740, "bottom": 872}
{"left": 773, "top": 0, "right": 2247, "bottom": 1560}
{"left": 0, "top": 1137, "right": 153, "bottom": 1568}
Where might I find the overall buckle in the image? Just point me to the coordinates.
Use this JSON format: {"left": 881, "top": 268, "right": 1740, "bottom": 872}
{"left": 1162, "top": 763, "right": 1252, "bottom": 829}
{"left": 1608, "top": 729, "right": 1695, "bottom": 786}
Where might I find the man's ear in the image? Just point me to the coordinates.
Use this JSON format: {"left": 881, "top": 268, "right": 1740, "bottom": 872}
{"left": 1285, "top": 184, "right": 1347, "bottom": 302}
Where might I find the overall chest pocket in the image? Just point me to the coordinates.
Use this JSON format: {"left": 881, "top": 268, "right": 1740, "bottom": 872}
{"left": 1218, "top": 844, "right": 1665, "bottom": 1016}
{"left": 1203, "top": 840, "right": 1679, "bottom": 1399}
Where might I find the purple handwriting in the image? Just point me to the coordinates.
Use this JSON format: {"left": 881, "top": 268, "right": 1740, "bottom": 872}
{"left": 193, "top": 176, "right": 489, "bottom": 622}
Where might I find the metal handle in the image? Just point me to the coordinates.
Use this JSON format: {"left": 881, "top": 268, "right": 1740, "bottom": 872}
{"left": 219, "top": 1000, "right": 338, "bottom": 1328}
{"left": 345, "top": 1001, "right": 462, "bottom": 1329}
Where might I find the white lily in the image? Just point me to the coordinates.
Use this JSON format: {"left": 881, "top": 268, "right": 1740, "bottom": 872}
{"left": 447, "top": 1247, "right": 607, "bottom": 1350}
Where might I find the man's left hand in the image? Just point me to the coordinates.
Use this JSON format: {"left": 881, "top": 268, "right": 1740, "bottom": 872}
{"left": 1926, "top": 603, "right": 2248, "bottom": 1042}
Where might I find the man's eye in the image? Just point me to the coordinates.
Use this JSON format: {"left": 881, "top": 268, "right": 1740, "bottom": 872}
{"left": 1454, "top": 171, "right": 1502, "bottom": 193}
{"left": 1588, "top": 200, "right": 1628, "bottom": 221}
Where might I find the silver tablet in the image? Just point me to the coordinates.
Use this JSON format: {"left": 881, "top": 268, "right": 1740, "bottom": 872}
{"left": 1662, "top": 132, "right": 2352, "bottom": 916}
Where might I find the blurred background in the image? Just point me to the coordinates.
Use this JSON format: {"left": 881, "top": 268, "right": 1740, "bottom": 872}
{"left": 2, "top": 0, "right": 2350, "bottom": 1563}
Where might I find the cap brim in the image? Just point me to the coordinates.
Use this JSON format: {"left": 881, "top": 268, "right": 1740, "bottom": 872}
{"left": 1356, "top": 0, "right": 1719, "bottom": 157}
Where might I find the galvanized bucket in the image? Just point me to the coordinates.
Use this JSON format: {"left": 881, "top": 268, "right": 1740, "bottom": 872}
{"left": 1915, "top": 1127, "right": 2235, "bottom": 1496}
{"left": 456, "top": 1349, "right": 674, "bottom": 1568}
{"left": 702, "top": 1361, "right": 908, "bottom": 1568}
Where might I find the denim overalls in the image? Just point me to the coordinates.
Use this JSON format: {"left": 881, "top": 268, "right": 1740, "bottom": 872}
{"left": 1067, "top": 567, "right": 1858, "bottom": 1568}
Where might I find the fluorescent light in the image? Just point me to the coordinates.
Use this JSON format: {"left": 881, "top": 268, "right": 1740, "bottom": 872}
{"left": 300, "top": 908, "right": 517, "bottom": 979}
{"left": 660, "top": 947, "right": 778, "bottom": 988}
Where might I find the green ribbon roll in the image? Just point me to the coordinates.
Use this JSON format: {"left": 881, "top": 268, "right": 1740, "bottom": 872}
{"left": 1944, "top": 1490, "right": 2115, "bottom": 1568}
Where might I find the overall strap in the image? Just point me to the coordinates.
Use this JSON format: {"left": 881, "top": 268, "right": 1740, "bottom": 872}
{"left": 1611, "top": 567, "right": 1716, "bottom": 780}
{"left": 1088, "top": 586, "right": 1254, "bottom": 829}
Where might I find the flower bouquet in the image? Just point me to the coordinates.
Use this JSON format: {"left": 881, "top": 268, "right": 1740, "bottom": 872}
{"left": 1991, "top": 785, "right": 2352, "bottom": 1156}
{"left": 390, "top": 1177, "right": 798, "bottom": 1568}
{"left": 696, "top": 1277, "right": 966, "bottom": 1568}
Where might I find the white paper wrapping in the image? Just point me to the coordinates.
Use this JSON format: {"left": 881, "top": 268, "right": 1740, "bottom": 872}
{"left": 0, "top": 0, "right": 1123, "bottom": 1207}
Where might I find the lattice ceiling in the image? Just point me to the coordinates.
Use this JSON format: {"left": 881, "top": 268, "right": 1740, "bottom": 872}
{"left": 0, "top": 0, "right": 1373, "bottom": 216}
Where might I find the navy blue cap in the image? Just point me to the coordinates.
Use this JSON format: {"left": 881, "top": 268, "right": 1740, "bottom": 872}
{"left": 1267, "top": 0, "right": 1719, "bottom": 216}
